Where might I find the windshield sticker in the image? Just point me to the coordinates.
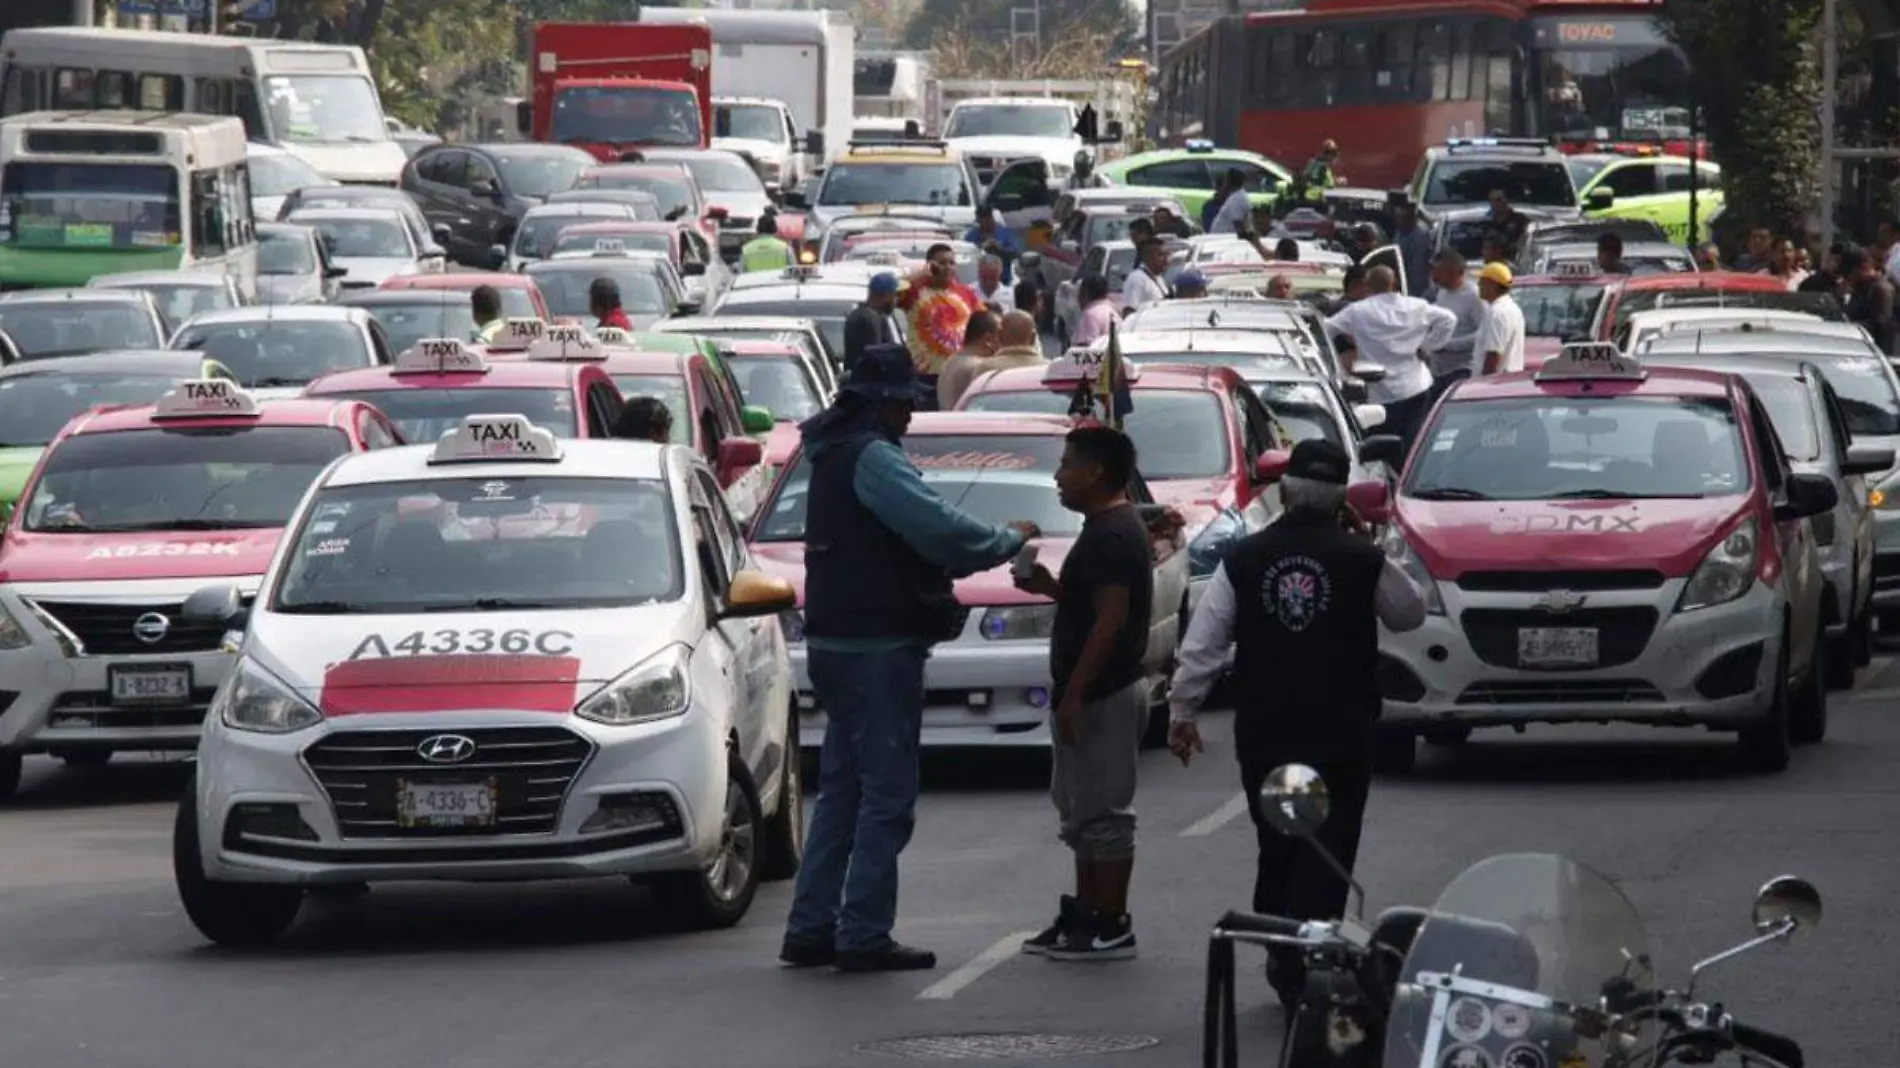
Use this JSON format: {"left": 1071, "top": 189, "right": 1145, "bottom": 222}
{"left": 87, "top": 542, "right": 242, "bottom": 559}
{"left": 478, "top": 480, "right": 515, "bottom": 501}
{"left": 1488, "top": 514, "right": 1641, "bottom": 534}
{"left": 347, "top": 628, "right": 578, "bottom": 660}
{"left": 1491, "top": 1004, "right": 1531, "bottom": 1040}
{"left": 1479, "top": 425, "right": 1518, "bottom": 448}
{"left": 1445, "top": 997, "right": 1492, "bottom": 1043}
{"left": 909, "top": 450, "right": 1039, "bottom": 470}
{"left": 308, "top": 537, "right": 351, "bottom": 558}
{"left": 1439, "top": 1044, "right": 1492, "bottom": 1068}
{"left": 1500, "top": 1044, "right": 1545, "bottom": 1068}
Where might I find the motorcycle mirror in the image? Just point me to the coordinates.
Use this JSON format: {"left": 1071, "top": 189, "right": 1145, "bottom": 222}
{"left": 1751, "top": 875, "right": 1821, "bottom": 936}
{"left": 1258, "top": 763, "right": 1330, "bottom": 837}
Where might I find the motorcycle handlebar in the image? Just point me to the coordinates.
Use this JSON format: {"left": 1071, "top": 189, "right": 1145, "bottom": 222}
{"left": 1730, "top": 1021, "right": 1804, "bottom": 1068}
{"left": 1213, "top": 911, "right": 1305, "bottom": 938}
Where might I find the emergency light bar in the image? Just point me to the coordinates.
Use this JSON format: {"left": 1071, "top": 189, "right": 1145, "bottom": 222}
{"left": 1536, "top": 343, "right": 1646, "bottom": 382}
{"left": 393, "top": 338, "right": 488, "bottom": 375}
{"left": 1445, "top": 137, "right": 1552, "bottom": 152}
{"left": 485, "top": 318, "right": 547, "bottom": 353}
{"left": 152, "top": 379, "right": 260, "bottom": 420}
{"left": 594, "top": 327, "right": 634, "bottom": 345}
{"left": 430, "top": 414, "right": 563, "bottom": 465}
{"left": 1183, "top": 139, "right": 1215, "bottom": 153}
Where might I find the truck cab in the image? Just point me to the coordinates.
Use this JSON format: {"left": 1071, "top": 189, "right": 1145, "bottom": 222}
{"left": 714, "top": 96, "right": 821, "bottom": 195}
{"left": 522, "top": 23, "right": 713, "bottom": 162}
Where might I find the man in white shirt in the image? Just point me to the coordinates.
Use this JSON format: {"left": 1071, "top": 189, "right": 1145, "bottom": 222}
{"left": 1207, "top": 168, "right": 1253, "bottom": 236}
{"left": 1427, "top": 249, "right": 1485, "bottom": 402}
{"left": 1120, "top": 239, "right": 1172, "bottom": 314}
{"left": 975, "top": 254, "right": 1014, "bottom": 312}
{"left": 1471, "top": 262, "right": 1526, "bottom": 377}
{"left": 1323, "top": 265, "right": 1456, "bottom": 458}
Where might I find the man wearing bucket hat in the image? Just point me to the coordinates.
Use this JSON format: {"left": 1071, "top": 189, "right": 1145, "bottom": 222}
{"left": 781, "top": 342, "right": 1042, "bottom": 973}
{"left": 1472, "top": 262, "right": 1525, "bottom": 378}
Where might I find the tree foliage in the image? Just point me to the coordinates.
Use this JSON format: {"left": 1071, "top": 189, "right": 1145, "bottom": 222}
{"left": 1656, "top": 0, "right": 1822, "bottom": 242}
{"left": 903, "top": 0, "right": 1134, "bottom": 53}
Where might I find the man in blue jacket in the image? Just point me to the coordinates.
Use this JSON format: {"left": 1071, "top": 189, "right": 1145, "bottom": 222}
{"left": 781, "top": 343, "right": 1041, "bottom": 972}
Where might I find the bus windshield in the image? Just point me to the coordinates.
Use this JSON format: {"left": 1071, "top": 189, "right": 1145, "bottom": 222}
{"left": 1529, "top": 16, "right": 1694, "bottom": 144}
{"left": 552, "top": 86, "right": 702, "bottom": 147}
{"left": 264, "top": 75, "right": 388, "bottom": 145}
{"left": 1, "top": 162, "right": 181, "bottom": 250}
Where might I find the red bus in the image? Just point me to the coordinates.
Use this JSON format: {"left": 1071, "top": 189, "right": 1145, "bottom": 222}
{"left": 1152, "top": 0, "right": 1694, "bottom": 192}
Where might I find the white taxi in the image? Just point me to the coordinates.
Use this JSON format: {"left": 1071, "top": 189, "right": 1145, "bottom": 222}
{"left": 174, "top": 409, "right": 803, "bottom": 946}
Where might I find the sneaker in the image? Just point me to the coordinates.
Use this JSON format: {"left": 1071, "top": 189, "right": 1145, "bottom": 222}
{"left": 834, "top": 940, "right": 937, "bottom": 972}
{"left": 1022, "top": 894, "right": 1079, "bottom": 956}
{"left": 779, "top": 934, "right": 836, "bottom": 968}
{"left": 1047, "top": 911, "right": 1137, "bottom": 961}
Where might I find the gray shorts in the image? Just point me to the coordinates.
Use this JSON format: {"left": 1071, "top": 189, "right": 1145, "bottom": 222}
{"left": 1049, "top": 681, "right": 1147, "bottom": 861}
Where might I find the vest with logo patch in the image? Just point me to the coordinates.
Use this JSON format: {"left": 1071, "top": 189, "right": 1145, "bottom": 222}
{"left": 1223, "top": 509, "right": 1385, "bottom": 762}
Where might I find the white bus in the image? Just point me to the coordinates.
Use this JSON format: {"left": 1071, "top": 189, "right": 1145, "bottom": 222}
{"left": 0, "top": 110, "right": 258, "bottom": 295}
{"left": 0, "top": 28, "right": 406, "bottom": 185}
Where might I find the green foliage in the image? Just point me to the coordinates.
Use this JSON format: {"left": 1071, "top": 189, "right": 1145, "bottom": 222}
{"left": 903, "top": 0, "right": 1134, "bottom": 51}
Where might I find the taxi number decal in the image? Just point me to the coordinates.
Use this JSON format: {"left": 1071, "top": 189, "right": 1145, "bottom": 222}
{"left": 88, "top": 542, "right": 241, "bottom": 559}
{"left": 910, "top": 451, "right": 1037, "bottom": 470}
{"left": 1489, "top": 514, "right": 1640, "bottom": 534}
{"left": 347, "top": 628, "right": 577, "bottom": 660}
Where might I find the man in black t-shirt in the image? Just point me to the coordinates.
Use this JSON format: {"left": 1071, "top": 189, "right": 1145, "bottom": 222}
{"left": 1013, "top": 426, "right": 1154, "bottom": 962}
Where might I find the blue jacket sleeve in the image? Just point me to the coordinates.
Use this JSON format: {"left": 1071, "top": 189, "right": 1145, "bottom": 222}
{"left": 853, "top": 440, "right": 1026, "bottom": 577}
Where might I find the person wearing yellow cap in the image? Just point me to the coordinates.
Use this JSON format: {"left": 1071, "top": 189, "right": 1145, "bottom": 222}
{"left": 1471, "top": 262, "right": 1526, "bottom": 378}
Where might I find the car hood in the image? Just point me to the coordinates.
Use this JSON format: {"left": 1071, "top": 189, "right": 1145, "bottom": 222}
{"left": 810, "top": 203, "right": 975, "bottom": 234}
{"left": 332, "top": 256, "right": 417, "bottom": 287}
{"left": 714, "top": 137, "right": 790, "bottom": 162}
{"left": 276, "top": 142, "right": 407, "bottom": 185}
{"left": 0, "top": 527, "right": 285, "bottom": 583}
{"left": 258, "top": 273, "right": 323, "bottom": 305}
{"left": 0, "top": 447, "right": 43, "bottom": 508}
{"left": 749, "top": 536, "right": 1075, "bottom": 608}
{"left": 946, "top": 135, "right": 1077, "bottom": 161}
{"left": 1396, "top": 496, "right": 1751, "bottom": 580}
{"left": 708, "top": 191, "right": 776, "bottom": 219}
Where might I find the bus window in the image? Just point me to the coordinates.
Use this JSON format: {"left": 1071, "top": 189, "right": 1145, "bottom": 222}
{"left": 234, "top": 81, "right": 266, "bottom": 140}
{"left": 195, "top": 77, "right": 227, "bottom": 116}
{"left": 140, "top": 74, "right": 184, "bottom": 112}
{"left": 0, "top": 67, "right": 34, "bottom": 116}
{"left": 54, "top": 69, "right": 95, "bottom": 109}
{"left": 1421, "top": 22, "right": 1451, "bottom": 102}
{"left": 193, "top": 171, "right": 227, "bottom": 258}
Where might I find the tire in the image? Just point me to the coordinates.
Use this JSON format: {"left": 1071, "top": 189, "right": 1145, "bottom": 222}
{"left": 1792, "top": 632, "right": 1829, "bottom": 746}
{"left": 1738, "top": 629, "right": 1793, "bottom": 773}
{"left": 758, "top": 708, "right": 805, "bottom": 882}
{"left": 172, "top": 778, "right": 303, "bottom": 946}
{"left": 650, "top": 750, "right": 761, "bottom": 929}
{"left": 1825, "top": 631, "right": 1857, "bottom": 691}
{"left": 1879, "top": 608, "right": 1900, "bottom": 637}
{"left": 59, "top": 750, "right": 111, "bottom": 769}
{"left": 0, "top": 749, "right": 21, "bottom": 801}
{"left": 1854, "top": 600, "right": 1875, "bottom": 667}
{"left": 1371, "top": 727, "right": 1416, "bottom": 775}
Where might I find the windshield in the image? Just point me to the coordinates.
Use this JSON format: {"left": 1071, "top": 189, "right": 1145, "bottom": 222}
{"left": 1547, "top": 253, "right": 1689, "bottom": 277}
{"left": 496, "top": 154, "right": 589, "bottom": 199}
{"left": 1254, "top": 380, "right": 1346, "bottom": 449}
{"left": 248, "top": 150, "right": 329, "bottom": 197}
{"left": 272, "top": 477, "right": 682, "bottom": 613}
{"left": 609, "top": 374, "right": 692, "bottom": 445}
{"left": 172, "top": 321, "right": 370, "bottom": 388}
{"left": 1613, "top": 289, "right": 1844, "bottom": 334}
{"left": 113, "top": 282, "right": 232, "bottom": 329}
{"left": 819, "top": 163, "right": 970, "bottom": 208}
{"left": 944, "top": 105, "right": 1075, "bottom": 139}
{"left": 726, "top": 355, "right": 821, "bottom": 421}
{"left": 1, "top": 162, "right": 180, "bottom": 250}
{"left": 545, "top": 190, "right": 662, "bottom": 220}
{"left": 257, "top": 230, "right": 316, "bottom": 275}
{"left": 551, "top": 230, "right": 672, "bottom": 258}
{"left": 575, "top": 173, "right": 696, "bottom": 219}
{"left": 1425, "top": 161, "right": 1576, "bottom": 207}
{"left": 1807, "top": 351, "right": 1900, "bottom": 436}
{"left": 515, "top": 212, "right": 619, "bottom": 259}
{"left": 1565, "top": 158, "right": 1613, "bottom": 189}
{"left": 1514, "top": 283, "right": 1607, "bottom": 338}
{"left": 1131, "top": 350, "right": 1302, "bottom": 379}
{"left": 356, "top": 301, "right": 477, "bottom": 354}
{"left": 0, "top": 302, "right": 161, "bottom": 359}
{"left": 959, "top": 389, "right": 1231, "bottom": 478}
{"left": 757, "top": 435, "right": 1077, "bottom": 541}
{"left": 1382, "top": 853, "right": 1657, "bottom": 1068}
{"left": 24, "top": 426, "right": 347, "bottom": 532}
{"left": 710, "top": 301, "right": 849, "bottom": 359}
{"left": 717, "top": 103, "right": 783, "bottom": 142}
{"left": 325, "top": 388, "right": 580, "bottom": 442}
{"left": 265, "top": 75, "right": 388, "bottom": 144}
{"left": 0, "top": 372, "right": 203, "bottom": 446}
{"left": 303, "top": 216, "right": 410, "bottom": 259}
{"left": 528, "top": 264, "right": 670, "bottom": 318}
{"left": 552, "top": 86, "right": 702, "bottom": 148}
{"left": 1407, "top": 395, "right": 1747, "bottom": 500}
{"left": 677, "top": 155, "right": 765, "bottom": 194}
{"left": 1529, "top": 16, "right": 1693, "bottom": 144}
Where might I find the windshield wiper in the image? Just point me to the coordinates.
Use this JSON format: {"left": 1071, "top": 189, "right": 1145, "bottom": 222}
{"left": 1549, "top": 489, "right": 1698, "bottom": 500}
{"left": 1409, "top": 486, "right": 1492, "bottom": 500}
{"left": 421, "top": 598, "right": 578, "bottom": 612}
{"left": 277, "top": 600, "right": 374, "bottom": 614}
{"left": 247, "top": 377, "right": 310, "bottom": 388}
{"left": 84, "top": 519, "right": 277, "bottom": 531}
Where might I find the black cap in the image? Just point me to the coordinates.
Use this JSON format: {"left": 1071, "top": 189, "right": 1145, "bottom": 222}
{"left": 840, "top": 343, "right": 931, "bottom": 403}
{"left": 1287, "top": 439, "right": 1350, "bottom": 485}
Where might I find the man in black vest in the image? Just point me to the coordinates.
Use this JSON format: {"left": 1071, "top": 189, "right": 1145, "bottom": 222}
{"left": 1164, "top": 439, "right": 1425, "bottom": 1004}
{"left": 780, "top": 343, "right": 1041, "bottom": 973}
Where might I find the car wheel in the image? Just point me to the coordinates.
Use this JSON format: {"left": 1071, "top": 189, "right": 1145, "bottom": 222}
{"left": 1738, "top": 628, "right": 1793, "bottom": 773}
{"left": 172, "top": 776, "right": 303, "bottom": 946}
{"left": 1792, "top": 632, "right": 1829, "bottom": 746}
{"left": 759, "top": 706, "right": 805, "bottom": 882}
{"left": 1371, "top": 727, "right": 1416, "bottom": 775}
{"left": 650, "top": 750, "right": 761, "bottom": 929}
{"left": 1854, "top": 601, "right": 1875, "bottom": 667}
{"left": 1825, "top": 626, "right": 1857, "bottom": 690}
{"left": 0, "top": 749, "right": 20, "bottom": 801}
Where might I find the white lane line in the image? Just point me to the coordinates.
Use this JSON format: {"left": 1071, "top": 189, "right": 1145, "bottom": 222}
{"left": 917, "top": 930, "right": 1036, "bottom": 1000}
{"left": 1180, "top": 792, "right": 1249, "bottom": 838}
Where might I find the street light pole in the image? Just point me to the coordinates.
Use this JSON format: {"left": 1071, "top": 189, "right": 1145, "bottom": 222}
{"left": 1818, "top": 0, "right": 1839, "bottom": 251}
{"left": 72, "top": 0, "right": 95, "bottom": 26}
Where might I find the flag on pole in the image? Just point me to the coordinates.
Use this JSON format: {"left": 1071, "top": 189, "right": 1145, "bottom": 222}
{"left": 1096, "top": 320, "right": 1134, "bottom": 430}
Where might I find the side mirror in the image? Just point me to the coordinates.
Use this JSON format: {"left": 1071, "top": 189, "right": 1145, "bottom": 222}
{"left": 431, "top": 222, "right": 452, "bottom": 241}
{"left": 674, "top": 300, "right": 703, "bottom": 317}
{"left": 1776, "top": 471, "right": 1840, "bottom": 520}
{"left": 707, "top": 205, "right": 729, "bottom": 221}
{"left": 803, "top": 130, "right": 825, "bottom": 158}
{"left": 1352, "top": 402, "right": 1386, "bottom": 429}
{"left": 325, "top": 265, "right": 349, "bottom": 279}
{"left": 739, "top": 405, "right": 775, "bottom": 434}
{"left": 1358, "top": 434, "right": 1405, "bottom": 467}
{"left": 1843, "top": 443, "right": 1895, "bottom": 476}
{"left": 488, "top": 244, "right": 508, "bottom": 270}
{"left": 721, "top": 568, "right": 797, "bottom": 619}
{"left": 1103, "top": 120, "right": 1124, "bottom": 143}
{"left": 1253, "top": 448, "right": 1291, "bottom": 484}
{"left": 717, "top": 435, "right": 764, "bottom": 475}
{"left": 1346, "top": 479, "right": 1391, "bottom": 523}
{"left": 781, "top": 189, "right": 809, "bottom": 210}
{"left": 1257, "top": 763, "right": 1329, "bottom": 836}
{"left": 181, "top": 583, "right": 248, "bottom": 627}
{"left": 1751, "top": 875, "right": 1822, "bottom": 936}
{"left": 515, "top": 101, "right": 532, "bottom": 136}
{"left": 1586, "top": 188, "right": 1615, "bottom": 211}
{"left": 1354, "top": 366, "right": 1387, "bottom": 384}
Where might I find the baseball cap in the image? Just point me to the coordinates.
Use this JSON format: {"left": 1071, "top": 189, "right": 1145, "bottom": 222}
{"left": 1175, "top": 270, "right": 1207, "bottom": 290}
{"left": 1478, "top": 262, "right": 1514, "bottom": 288}
{"left": 868, "top": 272, "right": 904, "bottom": 295}
{"left": 1287, "top": 439, "right": 1350, "bottom": 485}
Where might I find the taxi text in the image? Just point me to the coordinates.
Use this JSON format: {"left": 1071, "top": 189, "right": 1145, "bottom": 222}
{"left": 1488, "top": 514, "right": 1642, "bottom": 534}
{"left": 87, "top": 542, "right": 243, "bottom": 559}
{"left": 347, "top": 628, "right": 578, "bottom": 660}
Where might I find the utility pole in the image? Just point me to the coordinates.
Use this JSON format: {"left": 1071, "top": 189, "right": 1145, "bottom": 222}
{"left": 72, "top": 0, "right": 95, "bottom": 26}
{"left": 1818, "top": 0, "right": 1839, "bottom": 251}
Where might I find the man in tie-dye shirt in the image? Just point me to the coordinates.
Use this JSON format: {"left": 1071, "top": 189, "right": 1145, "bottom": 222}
{"left": 897, "top": 243, "right": 982, "bottom": 408}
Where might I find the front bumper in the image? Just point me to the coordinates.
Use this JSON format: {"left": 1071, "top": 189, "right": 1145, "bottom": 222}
{"left": 194, "top": 707, "right": 727, "bottom": 884}
{"left": 1379, "top": 577, "right": 1781, "bottom": 731}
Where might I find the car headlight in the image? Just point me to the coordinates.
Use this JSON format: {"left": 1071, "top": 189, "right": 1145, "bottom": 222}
{"left": 0, "top": 600, "right": 30, "bottom": 651}
{"left": 1677, "top": 517, "right": 1758, "bottom": 612}
{"left": 1379, "top": 525, "right": 1446, "bottom": 616}
{"left": 1050, "top": 162, "right": 1073, "bottom": 179}
{"left": 981, "top": 604, "right": 1055, "bottom": 640}
{"left": 215, "top": 657, "right": 322, "bottom": 734}
{"left": 759, "top": 159, "right": 783, "bottom": 182}
{"left": 576, "top": 643, "right": 691, "bottom": 726}
{"left": 1188, "top": 508, "right": 1247, "bottom": 579}
{"left": 778, "top": 608, "right": 805, "bottom": 644}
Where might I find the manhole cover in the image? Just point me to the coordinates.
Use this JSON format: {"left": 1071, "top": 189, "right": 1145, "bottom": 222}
{"left": 858, "top": 1033, "right": 1161, "bottom": 1060}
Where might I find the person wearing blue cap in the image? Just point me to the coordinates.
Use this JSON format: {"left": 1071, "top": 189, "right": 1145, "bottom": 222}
{"left": 781, "top": 342, "right": 1042, "bottom": 973}
{"left": 1173, "top": 270, "right": 1207, "bottom": 300}
{"left": 843, "top": 272, "right": 903, "bottom": 371}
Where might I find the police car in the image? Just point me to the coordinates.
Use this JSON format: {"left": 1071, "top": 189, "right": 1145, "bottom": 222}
{"left": 1376, "top": 346, "right": 1834, "bottom": 774}
{"left": 0, "top": 381, "right": 397, "bottom": 797}
{"left": 173, "top": 410, "right": 802, "bottom": 945}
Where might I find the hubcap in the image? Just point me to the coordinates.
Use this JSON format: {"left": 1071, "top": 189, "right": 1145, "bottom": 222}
{"left": 705, "top": 778, "right": 755, "bottom": 902}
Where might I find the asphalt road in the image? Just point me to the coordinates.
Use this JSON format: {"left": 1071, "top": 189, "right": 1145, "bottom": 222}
{"left": 3, "top": 643, "right": 1898, "bottom": 1068}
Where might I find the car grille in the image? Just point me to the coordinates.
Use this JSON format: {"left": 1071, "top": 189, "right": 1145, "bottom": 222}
{"left": 1876, "top": 552, "right": 1900, "bottom": 593}
{"left": 1456, "top": 570, "right": 1666, "bottom": 593}
{"left": 1460, "top": 607, "right": 1659, "bottom": 670}
{"left": 302, "top": 726, "right": 593, "bottom": 839}
{"left": 47, "top": 688, "right": 214, "bottom": 730}
{"left": 28, "top": 599, "right": 234, "bottom": 656}
{"left": 1457, "top": 680, "right": 1665, "bottom": 705}
{"left": 721, "top": 215, "right": 754, "bottom": 231}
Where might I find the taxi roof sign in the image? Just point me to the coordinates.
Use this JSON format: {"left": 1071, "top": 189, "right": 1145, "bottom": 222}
{"left": 429, "top": 414, "right": 563, "bottom": 464}
{"left": 1553, "top": 260, "right": 1599, "bottom": 277}
{"left": 526, "top": 327, "right": 602, "bottom": 362}
{"left": 1043, "top": 346, "right": 1141, "bottom": 385}
{"left": 1535, "top": 343, "right": 1647, "bottom": 382}
{"left": 393, "top": 337, "right": 488, "bottom": 375}
{"left": 593, "top": 326, "right": 634, "bottom": 345}
{"left": 595, "top": 238, "right": 626, "bottom": 253}
{"left": 485, "top": 317, "right": 547, "bottom": 353}
{"left": 152, "top": 379, "right": 260, "bottom": 420}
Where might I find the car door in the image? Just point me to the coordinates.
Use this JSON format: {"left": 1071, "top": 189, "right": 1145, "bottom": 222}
{"left": 462, "top": 152, "right": 512, "bottom": 251}
{"left": 1749, "top": 392, "right": 1823, "bottom": 665}
{"left": 1130, "top": 471, "right": 1188, "bottom": 677}
{"left": 700, "top": 360, "right": 769, "bottom": 520}
{"left": 985, "top": 158, "right": 1057, "bottom": 231}
{"left": 411, "top": 149, "right": 471, "bottom": 260}
{"left": 686, "top": 466, "right": 773, "bottom": 780}
{"left": 1231, "top": 385, "right": 1283, "bottom": 529}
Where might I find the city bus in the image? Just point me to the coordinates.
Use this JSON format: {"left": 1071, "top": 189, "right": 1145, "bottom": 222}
{"left": 0, "top": 28, "right": 406, "bottom": 184}
{"left": 1152, "top": 0, "right": 1694, "bottom": 191}
{"left": 0, "top": 111, "right": 259, "bottom": 293}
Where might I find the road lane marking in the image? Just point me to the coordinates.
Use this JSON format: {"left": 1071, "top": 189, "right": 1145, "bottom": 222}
{"left": 1180, "top": 792, "right": 1248, "bottom": 837}
{"left": 918, "top": 930, "right": 1035, "bottom": 1000}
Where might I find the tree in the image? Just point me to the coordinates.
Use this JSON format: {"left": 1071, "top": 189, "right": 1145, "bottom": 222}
{"left": 903, "top": 0, "right": 1135, "bottom": 53}
{"left": 268, "top": 0, "right": 515, "bottom": 131}
{"left": 1657, "top": 0, "right": 1822, "bottom": 242}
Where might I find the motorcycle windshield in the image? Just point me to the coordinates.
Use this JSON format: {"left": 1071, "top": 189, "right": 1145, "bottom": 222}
{"left": 1382, "top": 853, "right": 1659, "bottom": 1068}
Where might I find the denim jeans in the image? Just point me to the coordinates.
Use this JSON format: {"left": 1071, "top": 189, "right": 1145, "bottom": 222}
{"left": 784, "top": 644, "right": 927, "bottom": 951}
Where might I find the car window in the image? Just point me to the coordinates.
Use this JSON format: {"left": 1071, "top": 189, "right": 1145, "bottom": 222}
{"left": 0, "top": 372, "right": 204, "bottom": 446}
{"left": 1129, "top": 159, "right": 1211, "bottom": 189}
{"left": 302, "top": 217, "right": 410, "bottom": 258}
{"left": 818, "top": 163, "right": 970, "bottom": 208}
{"left": 725, "top": 355, "right": 822, "bottom": 421}
{"left": 354, "top": 301, "right": 477, "bottom": 353}
{"left": 1744, "top": 374, "right": 1820, "bottom": 461}
{"left": 1254, "top": 379, "right": 1347, "bottom": 450}
{"left": 610, "top": 373, "right": 693, "bottom": 445}
{"left": 0, "top": 301, "right": 163, "bottom": 358}
{"left": 171, "top": 320, "right": 371, "bottom": 388}
{"left": 694, "top": 467, "right": 747, "bottom": 577}
{"left": 1746, "top": 395, "right": 1788, "bottom": 493}
{"left": 1513, "top": 283, "right": 1607, "bottom": 339}
{"left": 1599, "top": 163, "right": 1658, "bottom": 198}
{"left": 1808, "top": 351, "right": 1900, "bottom": 436}
{"left": 1818, "top": 380, "right": 1854, "bottom": 461}
{"left": 1424, "top": 160, "right": 1575, "bottom": 207}
{"left": 258, "top": 229, "right": 317, "bottom": 275}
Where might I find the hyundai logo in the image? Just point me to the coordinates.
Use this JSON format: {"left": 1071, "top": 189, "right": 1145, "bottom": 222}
{"left": 132, "top": 612, "right": 171, "bottom": 645}
{"left": 417, "top": 734, "right": 477, "bottom": 764}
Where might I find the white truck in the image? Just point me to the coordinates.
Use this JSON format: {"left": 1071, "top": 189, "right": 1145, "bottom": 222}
{"left": 637, "top": 6, "right": 853, "bottom": 193}
{"left": 927, "top": 79, "right": 1139, "bottom": 189}
{"left": 855, "top": 51, "right": 932, "bottom": 123}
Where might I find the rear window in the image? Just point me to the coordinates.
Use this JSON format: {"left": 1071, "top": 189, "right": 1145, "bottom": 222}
{"left": 326, "top": 387, "right": 580, "bottom": 442}
{"left": 171, "top": 320, "right": 371, "bottom": 389}
{"left": 959, "top": 388, "right": 1231, "bottom": 479}
{"left": 1514, "top": 283, "right": 1607, "bottom": 339}
{"left": 1808, "top": 352, "right": 1900, "bottom": 436}
{"left": 610, "top": 374, "right": 692, "bottom": 445}
{"left": 0, "top": 301, "right": 162, "bottom": 359}
{"left": 1424, "top": 160, "right": 1575, "bottom": 207}
{"left": 726, "top": 355, "right": 823, "bottom": 421}
{"left": 1613, "top": 289, "right": 1845, "bottom": 334}
{"left": 0, "top": 371, "right": 206, "bottom": 446}
{"left": 356, "top": 301, "right": 477, "bottom": 355}
{"left": 709, "top": 300, "right": 852, "bottom": 358}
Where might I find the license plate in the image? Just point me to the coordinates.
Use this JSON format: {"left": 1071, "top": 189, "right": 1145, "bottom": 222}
{"left": 1517, "top": 627, "right": 1599, "bottom": 667}
{"left": 397, "top": 779, "right": 497, "bottom": 829}
{"left": 108, "top": 665, "right": 191, "bottom": 705}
